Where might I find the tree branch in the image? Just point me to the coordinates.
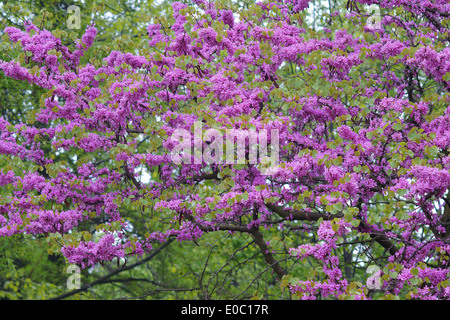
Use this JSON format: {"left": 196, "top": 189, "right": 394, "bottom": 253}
{"left": 265, "top": 203, "right": 338, "bottom": 221}
{"left": 49, "top": 239, "right": 174, "bottom": 300}
{"left": 249, "top": 227, "right": 286, "bottom": 279}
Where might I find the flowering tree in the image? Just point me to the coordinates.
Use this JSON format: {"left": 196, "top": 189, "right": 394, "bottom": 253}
{"left": 1, "top": 0, "right": 450, "bottom": 300}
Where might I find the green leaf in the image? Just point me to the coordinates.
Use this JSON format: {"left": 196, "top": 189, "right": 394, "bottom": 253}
{"left": 392, "top": 121, "right": 403, "bottom": 131}
{"left": 410, "top": 268, "right": 419, "bottom": 276}
{"left": 332, "top": 223, "right": 339, "bottom": 232}
{"left": 428, "top": 146, "right": 439, "bottom": 157}
{"left": 444, "top": 72, "right": 450, "bottom": 82}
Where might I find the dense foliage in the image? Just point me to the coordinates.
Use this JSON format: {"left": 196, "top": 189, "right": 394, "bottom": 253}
{"left": 1, "top": 0, "right": 450, "bottom": 300}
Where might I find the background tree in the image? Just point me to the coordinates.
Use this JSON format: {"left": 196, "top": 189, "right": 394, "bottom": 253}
{"left": 0, "top": 0, "right": 176, "bottom": 299}
{"left": 0, "top": 0, "right": 449, "bottom": 300}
